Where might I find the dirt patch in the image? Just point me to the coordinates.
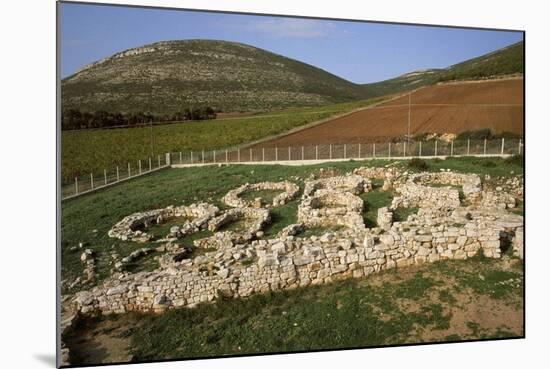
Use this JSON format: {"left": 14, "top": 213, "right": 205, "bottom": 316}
{"left": 65, "top": 316, "right": 135, "bottom": 365}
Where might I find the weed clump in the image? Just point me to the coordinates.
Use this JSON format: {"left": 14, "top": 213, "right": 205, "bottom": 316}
{"left": 408, "top": 158, "right": 429, "bottom": 171}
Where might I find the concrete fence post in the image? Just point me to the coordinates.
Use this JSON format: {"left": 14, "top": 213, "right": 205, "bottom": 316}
{"left": 450, "top": 140, "right": 454, "bottom": 157}
{"left": 128, "top": 163, "right": 131, "bottom": 177}
{"left": 149, "top": 157, "right": 152, "bottom": 171}
{"left": 90, "top": 173, "right": 94, "bottom": 190}
{"left": 262, "top": 148, "right": 265, "bottom": 162}
{"left": 373, "top": 143, "right": 376, "bottom": 158}
{"left": 116, "top": 166, "right": 119, "bottom": 181}
{"left": 75, "top": 177, "right": 78, "bottom": 195}
{"left": 213, "top": 150, "right": 216, "bottom": 164}
{"left": 302, "top": 146, "right": 304, "bottom": 160}
{"left": 315, "top": 145, "right": 318, "bottom": 160}
{"left": 329, "top": 144, "right": 332, "bottom": 160}
{"left": 388, "top": 142, "right": 391, "bottom": 158}
{"left": 467, "top": 139, "right": 470, "bottom": 155}
{"left": 158, "top": 155, "right": 161, "bottom": 167}
{"left": 191, "top": 151, "right": 193, "bottom": 164}
{"left": 180, "top": 151, "right": 183, "bottom": 164}
{"left": 249, "top": 148, "right": 252, "bottom": 162}
{"left": 225, "top": 149, "right": 228, "bottom": 163}
{"left": 344, "top": 144, "right": 347, "bottom": 159}
{"left": 358, "top": 143, "right": 361, "bottom": 158}
{"left": 166, "top": 153, "right": 171, "bottom": 166}
{"left": 104, "top": 169, "right": 107, "bottom": 185}
{"left": 435, "top": 140, "right": 438, "bottom": 157}
{"left": 483, "top": 139, "right": 487, "bottom": 156}
{"left": 288, "top": 146, "right": 291, "bottom": 161}
{"left": 419, "top": 141, "right": 422, "bottom": 157}
{"left": 501, "top": 138, "right": 505, "bottom": 155}
{"left": 518, "top": 139, "right": 522, "bottom": 155}
{"left": 276, "top": 147, "right": 278, "bottom": 161}
{"left": 238, "top": 148, "right": 241, "bottom": 162}
{"left": 202, "top": 150, "right": 205, "bottom": 164}
{"left": 139, "top": 160, "right": 142, "bottom": 174}
{"left": 403, "top": 141, "right": 406, "bottom": 157}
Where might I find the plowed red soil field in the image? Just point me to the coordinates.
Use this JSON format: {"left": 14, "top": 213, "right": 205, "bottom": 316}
{"left": 251, "top": 78, "right": 523, "bottom": 147}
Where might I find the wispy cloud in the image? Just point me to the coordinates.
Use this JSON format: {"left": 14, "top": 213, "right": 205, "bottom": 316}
{"left": 237, "top": 18, "right": 337, "bottom": 38}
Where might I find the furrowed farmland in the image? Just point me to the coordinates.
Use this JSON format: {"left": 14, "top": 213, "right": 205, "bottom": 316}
{"left": 251, "top": 79, "right": 523, "bottom": 148}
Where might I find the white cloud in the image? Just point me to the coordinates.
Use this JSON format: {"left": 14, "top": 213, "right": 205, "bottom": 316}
{"left": 239, "top": 18, "right": 336, "bottom": 38}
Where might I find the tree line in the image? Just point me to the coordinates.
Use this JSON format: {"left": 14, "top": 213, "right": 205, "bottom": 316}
{"left": 61, "top": 107, "right": 217, "bottom": 130}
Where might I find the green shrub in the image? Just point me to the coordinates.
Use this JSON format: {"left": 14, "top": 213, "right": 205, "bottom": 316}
{"left": 408, "top": 158, "right": 429, "bottom": 171}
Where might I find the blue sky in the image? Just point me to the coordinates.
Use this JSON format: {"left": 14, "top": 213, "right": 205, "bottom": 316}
{"left": 60, "top": 2, "right": 523, "bottom": 83}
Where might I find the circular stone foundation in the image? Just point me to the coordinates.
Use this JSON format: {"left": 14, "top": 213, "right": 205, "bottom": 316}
{"left": 222, "top": 181, "right": 300, "bottom": 208}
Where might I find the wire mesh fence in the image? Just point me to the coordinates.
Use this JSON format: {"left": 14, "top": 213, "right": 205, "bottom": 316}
{"left": 62, "top": 138, "right": 523, "bottom": 200}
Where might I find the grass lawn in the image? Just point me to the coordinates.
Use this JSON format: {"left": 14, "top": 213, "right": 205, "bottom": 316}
{"left": 61, "top": 98, "right": 385, "bottom": 182}
{"left": 65, "top": 255, "right": 523, "bottom": 365}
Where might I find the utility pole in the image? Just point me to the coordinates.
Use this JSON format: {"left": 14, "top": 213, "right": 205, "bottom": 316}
{"left": 407, "top": 91, "right": 411, "bottom": 145}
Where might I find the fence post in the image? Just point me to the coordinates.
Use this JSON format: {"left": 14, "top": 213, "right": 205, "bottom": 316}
{"left": 483, "top": 139, "right": 487, "bottom": 156}
{"left": 450, "top": 140, "right": 454, "bottom": 157}
{"left": 128, "top": 163, "right": 131, "bottom": 177}
{"left": 262, "top": 148, "right": 265, "bottom": 162}
{"left": 104, "top": 169, "right": 107, "bottom": 185}
{"left": 158, "top": 155, "right": 161, "bottom": 167}
{"left": 501, "top": 138, "right": 505, "bottom": 155}
{"left": 202, "top": 150, "right": 205, "bottom": 164}
{"left": 249, "top": 148, "right": 252, "bottom": 162}
{"left": 329, "top": 144, "right": 332, "bottom": 160}
{"left": 518, "top": 139, "right": 522, "bottom": 155}
{"left": 373, "top": 143, "right": 376, "bottom": 158}
{"left": 166, "top": 153, "right": 171, "bottom": 166}
{"left": 344, "top": 144, "right": 347, "bottom": 159}
{"left": 315, "top": 145, "right": 318, "bottom": 160}
{"left": 275, "top": 147, "right": 278, "bottom": 161}
{"left": 435, "top": 140, "right": 438, "bottom": 157}
{"left": 302, "top": 146, "right": 304, "bottom": 161}
{"left": 180, "top": 151, "right": 182, "bottom": 164}
{"left": 238, "top": 148, "right": 241, "bottom": 162}
{"left": 225, "top": 149, "right": 228, "bottom": 163}
{"left": 403, "top": 141, "right": 406, "bottom": 157}
{"left": 149, "top": 157, "right": 152, "bottom": 171}
{"left": 90, "top": 173, "right": 94, "bottom": 190}
{"left": 419, "top": 141, "right": 422, "bottom": 157}
{"left": 213, "top": 150, "right": 216, "bottom": 164}
{"left": 75, "top": 177, "right": 78, "bottom": 195}
{"left": 116, "top": 166, "right": 119, "bottom": 181}
{"left": 191, "top": 151, "right": 193, "bottom": 164}
{"left": 388, "top": 142, "right": 391, "bottom": 158}
{"left": 288, "top": 146, "right": 291, "bottom": 161}
{"left": 139, "top": 160, "right": 142, "bottom": 174}
{"left": 467, "top": 139, "right": 470, "bottom": 155}
{"left": 359, "top": 143, "right": 362, "bottom": 158}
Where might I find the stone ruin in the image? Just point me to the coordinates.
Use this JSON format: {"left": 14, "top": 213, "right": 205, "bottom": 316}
{"left": 107, "top": 203, "right": 219, "bottom": 243}
{"left": 222, "top": 181, "right": 300, "bottom": 208}
{"left": 68, "top": 168, "right": 524, "bottom": 318}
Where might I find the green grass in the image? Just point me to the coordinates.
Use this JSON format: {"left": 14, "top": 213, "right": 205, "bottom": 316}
{"left": 393, "top": 207, "right": 419, "bottom": 222}
{"left": 61, "top": 98, "right": 383, "bottom": 181}
{"left": 61, "top": 157, "right": 523, "bottom": 292}
{"left": 240, "top": 189, "right": 284, "bottom": 204}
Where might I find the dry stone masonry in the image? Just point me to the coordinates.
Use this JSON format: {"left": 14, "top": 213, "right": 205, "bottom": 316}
{"left": 222, "top": 181, "right": 300, "bottom": 208}
{"left": 68, "top": 168, "right": 524, "bottom": 318}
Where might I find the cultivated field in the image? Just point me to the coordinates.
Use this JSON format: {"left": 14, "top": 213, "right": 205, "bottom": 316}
{"left": 251, "top": 79, "right": 523, "bottom": 148}
{"left": 61, "top": 97, "right": 385, "bottom": 181}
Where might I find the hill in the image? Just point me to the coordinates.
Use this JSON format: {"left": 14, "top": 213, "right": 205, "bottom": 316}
{"left": 361, "top": 41, "right": 524, "bottom": 98}
{"left": 61, "top": 40, "right": 366, "bottom": 114}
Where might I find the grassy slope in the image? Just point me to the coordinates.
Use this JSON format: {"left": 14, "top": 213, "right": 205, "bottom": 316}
{"left": 361, "top": 41, "right": 524, "bottom": 98}
{"left": 61, "top": 97, "right": 384, "bottom": 180}
{"left": 61, "top": 156, "right": 523, "bottom": 291}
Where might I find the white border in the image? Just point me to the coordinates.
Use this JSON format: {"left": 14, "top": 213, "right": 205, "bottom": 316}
{"left": 2, "top": 1, "right": 549, "bottom": 368}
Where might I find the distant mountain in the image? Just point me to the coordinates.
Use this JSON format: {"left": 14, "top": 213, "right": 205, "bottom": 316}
{"left": 61, "top": 40, "right": 366, "bottom": 114}
{"left": 361, "top": 41, "right": 524, "bottom": 98}
{"left": 61, "top": 39, "right": 524, "bottom": 115}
